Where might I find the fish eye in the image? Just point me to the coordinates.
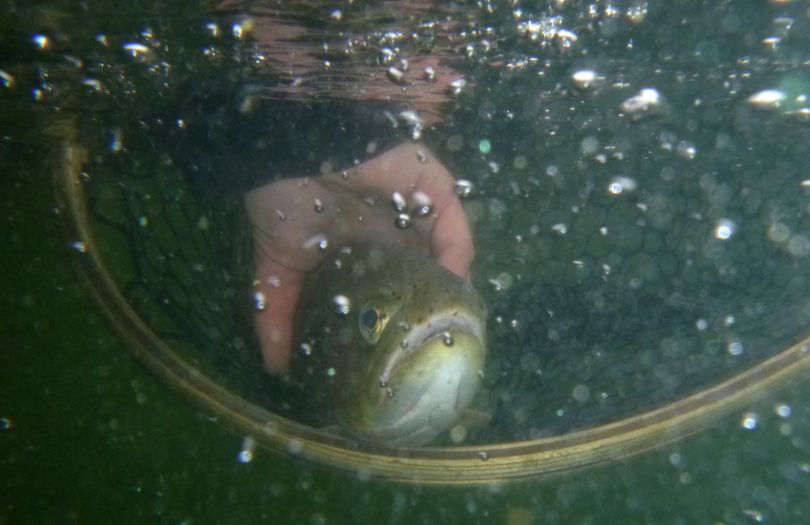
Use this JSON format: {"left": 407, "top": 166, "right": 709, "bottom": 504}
{"left": 360, "top": 308, "right": 379, "bottom": 329}
{"left": 358, "top": 305, "right": 387, "bottom": 343}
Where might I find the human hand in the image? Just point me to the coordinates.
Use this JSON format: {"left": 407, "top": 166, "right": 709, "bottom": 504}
{"left": 244, "top": 142, "right": 474, "bottom": 373}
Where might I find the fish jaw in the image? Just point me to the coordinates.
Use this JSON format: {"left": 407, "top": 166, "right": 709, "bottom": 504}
{"left": 342, "top": 324, "right": 486, "bottom": 446}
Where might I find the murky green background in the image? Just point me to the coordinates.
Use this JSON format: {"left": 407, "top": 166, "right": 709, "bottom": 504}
{"left": 4, "top": 0, "right": 810, "bottom": 523}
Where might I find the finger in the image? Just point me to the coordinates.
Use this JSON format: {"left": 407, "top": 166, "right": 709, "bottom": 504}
{"left": 252, "top": 260, "right": 303, "bottom": 374}
{"left": 431, "top": 195, "right": 475, "bottom": 280}
{"left": 335, "top": 142, "right": 475, "bottom": 278}
{"left": 245, "top": 178, "right": 341, "bottom": 272}
{"left": 392, "top": 144, "right": 474, "bottom": 279}
{"left": 331, "top": 141, "right": 430, "bottom": 195}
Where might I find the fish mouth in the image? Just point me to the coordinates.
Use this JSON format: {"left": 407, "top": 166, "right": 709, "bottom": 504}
{"left": 378, "top": 310, "right": 485, "bottom": 385}
{"left": 362, "top": 311, "right": 486, "bottom": 446}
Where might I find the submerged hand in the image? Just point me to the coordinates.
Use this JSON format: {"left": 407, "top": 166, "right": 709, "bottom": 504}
{"left": 244, "top": 142, "right": 474, "bottom": 373}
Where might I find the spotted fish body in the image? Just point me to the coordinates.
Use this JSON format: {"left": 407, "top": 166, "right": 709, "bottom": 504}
{"left": 293, "top": 244, "right": 487, "bottom": 446}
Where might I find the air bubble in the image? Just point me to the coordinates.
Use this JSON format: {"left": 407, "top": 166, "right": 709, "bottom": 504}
{"left": 423, "top": 66, "right": 436, "bottom": 81}
{"left": 287, "top": 439, "right": 303, "bottom": 455}
{"left": 446, "top": 135, "right": 463, "bottom": 152}
{"left": 487, "top": 199, "right": 506, "bottom": 219}
{"left": 253, "top": 291, "right": 267, "bottom": 312}
{"left": 768, "top": 223, "right": 790, "bottom": 243}
{"left": 669, "top": 452, "right": 683, "bottom": 467}
{"left": 206, "top": 22, "right": 221, "bottom": 37}
{"left": 32, "top": 34, "right": 49, "bottom": 49}
{"left": 412, "top": 191, "right": 433, "bottom": 217}
{"left": 414, "top": 204, "right": 432, "bottom": 217}
{"left": 0, "top": 70, "right": 14, "bottom": 88}
{"left": 676, "top": 141, "right": 697, "bottom": 160}
{"left": 123, "top": 42, "right": 150, "bottom": 58}
{"left": 747, "top": 89, "right": 786, "bottom": 109}
{"left": 627, "top": 4, "right": 648, "bottom": 23}
{"left": 580, "top": 136, "right": 600, "bottom": 155}
{"left": 478, "top": 139, "right": 492, "bottom": 154}
{"left": 0, "top": 417, "right": 13, "bottom": 431}
{"left": 449, "top": 78, "right": 467, "bottom": 95}
{"left": 399, "top": 111, "right": 422, "bottom": 127}
{"left": 454, "top": 179, "right": 475, "bottom": 198}
{"left": 299, "top": 342, "right": 313, "bottom": 357}
{"left": 488, "top": 273, "right": 513, "bottom": 291}
{"left": 391, "top": 192, "right": 407, "bottom": 212}
{"left": 741, "top": 510, "right": 764, "bottom": 523}
{"left": 442, "top": 332, "right": 454, "bottom": 346}
{"left": 787, "top": 235, "right": 810, "bottom": 257}
{"left": 395, "top": 213, "right": 412, "bottom": 229}
{"left": 555, "top": 28, "right": 578, "bottom": 50}
{"left": 572, "top": 384, "right": 590, "bottom": 402}
{"left": 333, "top": 295, "right": 351, "bottom": 316}
{"left": 775, "top": 403, "right": 792, "bottom": 418}
{"left": 303, "top": 234, "right": 328, "bottom": 250}
{"left": 237, "top": 450, "right": 252, "bottom": 464}
{"left": 571, "top": 69, "right": 603, "bottom": 89}
{"left": 714, "top": 219, "right": 736, "bottom": 240}
{"left": 379, "top": 47, "right": 394, "bottom": 64}
{"left": 238, "top": 436, "right": 255, "bottom": 464}
{"left": 620, "top": 88, "right": 662, "bottom": 114}
{"left": 232, "top": 18, "right": 255, "bottom": 39}
{"left": 727, "top": 341, "right": 743, "bottom": 356}
{"left": 313, "top": 198, "right": 324, "bottom": 213}
{"left": 607, "top": 176, "right": 638, "bottom": 195}
{"left": 110, "top": 127, "right": 123, "bottom": 153}
{"left": 449, "top": 424, "right": 468, "bottom": 444}
{"left": 740, "top": 412, "right": 759, "bottom": 430}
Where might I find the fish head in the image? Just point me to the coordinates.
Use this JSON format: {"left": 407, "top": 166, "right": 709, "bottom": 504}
{"left": 332, "top": 255, "right": 487, "bottom": 446}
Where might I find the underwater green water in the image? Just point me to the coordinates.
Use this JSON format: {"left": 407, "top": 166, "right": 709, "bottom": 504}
{"left": 4, "top": 0, "right": 810, "bottom": 523}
